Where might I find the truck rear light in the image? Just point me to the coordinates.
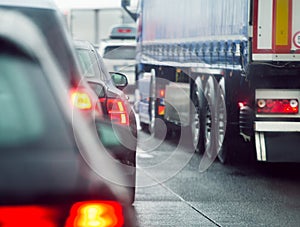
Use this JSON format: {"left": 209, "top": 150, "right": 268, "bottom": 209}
{"left": 70, "top": 89, "right": 93, "bottom": 110}
{"left": 65, "top": 201, "right": 124, "bottom": 227}
{"left": 158, "top": 89, "right": 165, "bottom": 98}
{"left": 238, "top": 101, "right": 247, "bottom": 108}
{"left": 158, "top": 105, "right": 165, "bottom": 115}
{"left": 256, "top": 99, "right": 299, "bottom": 114}
{"left": 106, "top": 98, "right": 129, "bottom": 125}
{"left": 0, "top": 206, "right": 59, "bottom": 227}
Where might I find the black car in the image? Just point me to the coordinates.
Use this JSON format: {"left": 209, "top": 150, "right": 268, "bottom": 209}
{"left": 74, "top": 40, "right": 137, "bottom": 204}
{"left": 0, "top": 3, "right": 137, "bottom": 227}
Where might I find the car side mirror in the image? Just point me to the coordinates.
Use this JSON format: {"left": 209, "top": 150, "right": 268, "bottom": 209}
{"left": 110, "top": 72, "right": 128, "bottom": 90}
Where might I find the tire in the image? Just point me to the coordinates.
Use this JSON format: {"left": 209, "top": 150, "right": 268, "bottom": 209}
{"left": 216, "top": 78, "right": 229, "bottom": 164}
{"left": 199, "top": 76, "right": 226, "bottom": 163}
{"left": 198, "top": 76, "right": 215, "bottom": 156}
{"left": 190, "top": 85, "right": 201, "bottom": 152}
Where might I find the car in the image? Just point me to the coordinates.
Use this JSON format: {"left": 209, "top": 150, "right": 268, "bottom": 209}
{"left": 99, "top": 25, "right": 137, "bottom": 104}
{"left": 0, "top": 8, "right": 136, "bottom": 227}
{"left": 0, "top": 0, "right": 88, "bottom": 91}
{"left": 0, "top": 0, "right": 136, "bottom": 205}
{"left": 74, "top": 40, "right": 137, "bottom": 204}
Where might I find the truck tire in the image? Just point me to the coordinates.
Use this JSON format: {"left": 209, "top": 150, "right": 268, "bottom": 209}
{"left": 190, "top": 84, "right": 201, "bottom": 152}
{"left": 199, "top": 75, "right": 226, "bottom": 163}
{"left": 198, "top": 76, "right": 214, "bottom": 156}
{"left": 216, "top": 77, "right": 230, "bottom": 164}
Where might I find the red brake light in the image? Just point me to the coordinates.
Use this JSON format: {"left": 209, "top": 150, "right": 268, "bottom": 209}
{"left": 117, "top": 28, "right": 131, "bottom": 33}
{"left": 70, "top": 89, "right": 93, "bottom": 110}
{"left": 106, "top": 98, "right": 129, "bottom": 125}
{"left": 65, "top": 201, "right": 124, "bottom": 227}
{"left": 257, "top": 99, "right": 299, "bottom": 114}
{"left": 0, "top": 206, "right": 59, "bottom": 227}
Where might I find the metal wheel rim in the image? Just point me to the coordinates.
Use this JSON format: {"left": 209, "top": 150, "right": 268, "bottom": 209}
{"left": 191, "top": 105, "right": 200, "bottom": 149}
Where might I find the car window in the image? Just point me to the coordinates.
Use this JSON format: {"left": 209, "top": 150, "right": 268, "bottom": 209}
{"left": 103, "top": 45, "right": 136, "bottom": 60}
{"left": 0, "top": 6, "right": 80, "bottom": 85}
{"left": 76, "top": 47, "right": 108, "bottom": 81}
{"left": 96, "top": 51, "right": 115, "bottom": 85}
{"left": 0, "top": 51, "right": 74, "bottom": 150}
{"left": 76, "top": 49, "right": 97, "bottom": 78}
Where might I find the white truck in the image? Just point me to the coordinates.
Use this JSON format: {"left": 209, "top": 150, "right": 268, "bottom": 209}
{"left": 65, "top": 7, "right": 135, "bottom": 44}
{"left": 124, "top": 0, "right": 300, "bottom": 163}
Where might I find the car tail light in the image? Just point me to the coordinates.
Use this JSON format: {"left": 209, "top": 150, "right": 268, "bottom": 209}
{"left": 0, "top": 206, "right": 59, "bottom": 227}
{"left": 256, "top": 99, "right": 299, "bottom": 114}
{"left": 70, "top": 88, "right": 93, "bottom": 111}
{"left": 117, "top": 28, "right": 132, "bottom": 33}
{"left": 65, "top": 201, "right": 124, "bottom": 227}
{"left": 106, "top": 98, "right": 129, "bottom": 125}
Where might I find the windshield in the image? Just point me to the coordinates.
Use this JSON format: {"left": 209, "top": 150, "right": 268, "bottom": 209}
{"left": 103, "top": 45, "right": 136, "bottom": 60}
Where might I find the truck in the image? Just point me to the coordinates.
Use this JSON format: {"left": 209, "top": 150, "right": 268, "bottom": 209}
{"left": 123, "top": 0, "right": 300, "bottom": 164}
{"left": 65, "top": 7, "right": 135, "bottom": 44}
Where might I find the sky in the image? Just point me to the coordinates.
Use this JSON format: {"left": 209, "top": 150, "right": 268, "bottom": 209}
{"left": 54, "top": 0, "right": 122, "bottom": 10}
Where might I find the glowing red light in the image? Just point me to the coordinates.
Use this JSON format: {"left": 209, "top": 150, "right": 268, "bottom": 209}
{"left": 257, "top": 99, "right": 299, "bottom": 114}
{"left": 106, "top": 98, "right": 129, "bottom": 125}
{"left": 238, "top": 102, "right": 245, "bottom": 108}
{"left": 65, "top": 201, "right": 124, "bottom": 227}
{"left": 158, "top": 105, "right": 165, "bottom": 115}
{"left": 70, "top": 88, "right": 93, "bottom": 110}
{"left": 0, "top": 206, "right": 58, "bottom": 227}
{"left": 118, "top": 28, "right": 131, "bottom": 33}
{"left": 159, "top": 89, "right": 165, "bottom": 98}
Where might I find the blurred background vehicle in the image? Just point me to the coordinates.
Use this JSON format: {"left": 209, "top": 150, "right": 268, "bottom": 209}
{"left": 99, "top": 24, "right": 137, "bottom": 104}
{"left": 65, "top": 7, "right": 135, "bottom": 44}
{"left": 74, "top": 39, "right": 137, "bottom": 204}
{"left": 0, "top": 7, "right": 136, "bottom": 227}
{"left": 0, "top": 0, "right": 82, "bottom": 88}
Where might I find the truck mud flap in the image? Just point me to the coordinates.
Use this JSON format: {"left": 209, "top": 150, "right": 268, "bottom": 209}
{"left": 255, "top": 132, "right": 300, "bottom": 162}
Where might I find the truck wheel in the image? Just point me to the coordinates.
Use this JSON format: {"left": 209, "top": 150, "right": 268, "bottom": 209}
{"left": 217, "top": 136, "right": 229, "bottom": 164}
{"left": 198, "top": 82, "right": 211, "bottom": 155}
{"left": 216, "top": 78, "right": 229, "bottom": 164}
{"left": 190, "top": 88, "right": 201, "bottom": 152}
{"left": 203, "top": 100, "right": 212, "bottom": 156}
{"left": 199, "top": 75, "right": 225, "bottom": 162}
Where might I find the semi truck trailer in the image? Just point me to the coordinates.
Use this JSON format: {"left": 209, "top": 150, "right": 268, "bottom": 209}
{"left": 125, "top": 0, "right": 300, "bottom": 163}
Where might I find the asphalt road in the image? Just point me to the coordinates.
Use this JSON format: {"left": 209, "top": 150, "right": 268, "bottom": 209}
{"left": 133, "top": 130, "right": 300, "bottom": 227}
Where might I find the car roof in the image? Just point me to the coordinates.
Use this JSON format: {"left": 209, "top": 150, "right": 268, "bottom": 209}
{"left": 0, "top": 0, "right": 57, "bottom": 9}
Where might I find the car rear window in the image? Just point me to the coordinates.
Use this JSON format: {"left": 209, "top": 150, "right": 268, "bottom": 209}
{"left": 0, "top": 51, "right": 74, "bottom": 150}
{"left": 0, "top": 6, "right": 80, "bottom": 85}
{"left": 103, "top": 45, "right": 136, "bottom": 60}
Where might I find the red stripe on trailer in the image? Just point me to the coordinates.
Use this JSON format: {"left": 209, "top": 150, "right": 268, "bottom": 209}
{"left": 252, "top": 0, "right": 274, "bottom": 54}
{"left": 253, "top": 0, "right": 293, "bottom": 54}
